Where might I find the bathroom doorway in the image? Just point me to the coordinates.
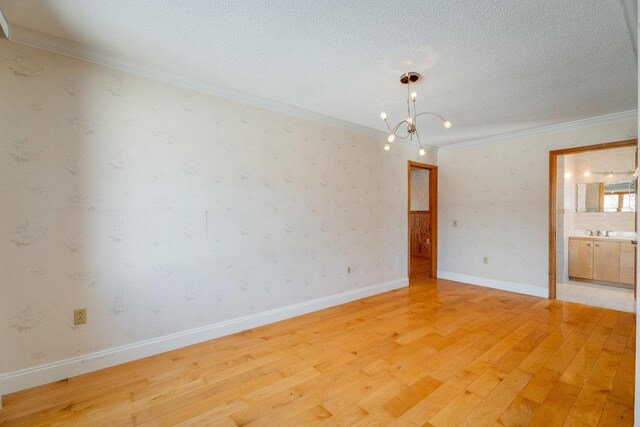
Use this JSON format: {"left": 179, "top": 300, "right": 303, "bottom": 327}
{"left": 549, "top": 139, "right": 638, "bottom": 312}
{"left": 408, "top": 161, "right": 438, "bottom": 279}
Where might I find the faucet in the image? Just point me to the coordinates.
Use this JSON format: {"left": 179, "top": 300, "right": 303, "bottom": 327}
{"left": 587, "top": 230, "right": 594, "bottom": 236}
{"left": 595, "top": 230, "right": 602, "bottom": 237}
{"left": 605, "top": 230, "right": 611, "bottom": 237}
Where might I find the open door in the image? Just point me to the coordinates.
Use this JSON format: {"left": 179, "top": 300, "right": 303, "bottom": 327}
{"left": 408, "top": 161, "right": 438, "bottom": 279}
{"left": 548, "top": 139, "right": 638, "bottom": 300}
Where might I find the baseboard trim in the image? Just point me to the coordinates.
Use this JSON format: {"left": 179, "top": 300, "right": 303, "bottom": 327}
{"left": 437, "top": 271, "right": 547, "bottom": 298}
{"left": 0, "top": 277, "right": 408, "bottom": 396}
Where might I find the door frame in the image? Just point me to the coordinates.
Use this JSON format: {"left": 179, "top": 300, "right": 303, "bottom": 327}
{"left": 408, "top": 161, "right": 438, "bottom": 278}
{"left": 548, "top": 138, "right": 637, "bottom": 299}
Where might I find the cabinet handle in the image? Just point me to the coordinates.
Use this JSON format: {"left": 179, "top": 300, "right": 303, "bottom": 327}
{"left": 595, "top": 244, "right": 599, "bottom": 247}
{"left": 587, "top": 244, "right": 591, "bottom": 246}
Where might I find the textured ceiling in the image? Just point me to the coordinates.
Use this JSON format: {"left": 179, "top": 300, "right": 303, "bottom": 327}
{"left": 0, "top": 0, "right": 636, "bottom": 146}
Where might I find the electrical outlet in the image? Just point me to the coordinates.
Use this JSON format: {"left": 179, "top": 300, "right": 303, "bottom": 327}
{"left": 347, "top": 266, "right": 352, "bottom": 274}
{"left": 453, "top": 220, "right": 458, "bottom": 227}
{"left": 74, "top": 308, "right": 87, "bottom": 325}
{"left": 483, "top": 257, "right": 489, "bottom": 265}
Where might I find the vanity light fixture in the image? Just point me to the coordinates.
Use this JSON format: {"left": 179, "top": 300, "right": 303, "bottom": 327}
{"left": 380, "top": 72, "right": 452, "bottom": 156}
{"left": 586, "top": 170, "right": 635, "bottom": 176}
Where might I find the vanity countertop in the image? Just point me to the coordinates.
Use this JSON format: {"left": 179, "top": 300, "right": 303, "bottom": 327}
{"left": 569, "top": 236, "right": 636, "bottom": 243}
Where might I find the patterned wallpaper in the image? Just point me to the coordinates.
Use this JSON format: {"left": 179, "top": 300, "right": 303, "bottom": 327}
{"left": 0, "top": 40, "right": 435, "bottom": 374}
{"left": 438, "top": 119, "right": 637, "bottom": 291}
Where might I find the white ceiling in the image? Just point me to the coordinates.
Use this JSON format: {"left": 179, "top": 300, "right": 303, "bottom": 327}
{"left": 0, "top": 0, "right": 636, "bottom": 146}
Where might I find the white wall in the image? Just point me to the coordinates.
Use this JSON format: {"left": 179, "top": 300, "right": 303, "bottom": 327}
{"left": 437, "top": 119, "right": 637, "bottom": 297}
{"left": 0, "top": 40, "right": 435, "bottom": 393}
{"left": 410, "top": 168, "right": 430, "bottom": 211}
{"left": 566, "top": 212, "right": 636, "bottom": 233}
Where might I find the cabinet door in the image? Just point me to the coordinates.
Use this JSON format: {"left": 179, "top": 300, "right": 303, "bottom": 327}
{"left": 619, "top": 243, "right": 636, "bottom": 285}
{"left": 593, "top": 241, "right": 620, "bottom": 283}
{"left": 569, "top": 239, "right": 593, "bottom": 279}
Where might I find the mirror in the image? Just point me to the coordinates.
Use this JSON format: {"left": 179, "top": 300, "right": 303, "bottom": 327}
{"left": 576, "top": 180, "right": 636, "bottom": 212}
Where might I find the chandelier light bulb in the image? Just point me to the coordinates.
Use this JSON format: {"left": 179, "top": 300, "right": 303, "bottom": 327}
{"left": 584, "top": 171, "right": 590, "bottom": 177}
{"left": 410, "top": 91, "right": 417, "bottom": 100}
{"left": 380, "top": 112, "right": 387, "bottom": 120}
{"left": 407, "top": 118, "right": 413, "bottom": 124}
{"left": 443, "top": 120, "right": 452, "bottom": 128}
{"left": 418, "top": 148, "right": 426, "bottom": 156}
{"left": 384, "top": 143, "right": 390, "bottom": 151}
{"left": 387, "top": 134, "right": 395, "bottom": 143}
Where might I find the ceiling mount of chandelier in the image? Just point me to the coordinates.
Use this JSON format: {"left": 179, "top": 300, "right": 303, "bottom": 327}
{"left": 380, "top": 72, "right": 452, "bottom": 156}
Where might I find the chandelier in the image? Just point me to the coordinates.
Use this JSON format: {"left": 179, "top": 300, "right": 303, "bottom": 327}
{"left": 380, "top": 72, "right": 452, "bottom": 156}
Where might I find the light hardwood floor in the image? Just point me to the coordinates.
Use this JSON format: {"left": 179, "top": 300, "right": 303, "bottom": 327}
{"left": 0, "top": 278, "right": 635, "bottom": 426}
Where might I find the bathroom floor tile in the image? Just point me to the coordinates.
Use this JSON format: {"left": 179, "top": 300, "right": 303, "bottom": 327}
{"left": 557, "top": 281, "right": 635, "bottom": 313}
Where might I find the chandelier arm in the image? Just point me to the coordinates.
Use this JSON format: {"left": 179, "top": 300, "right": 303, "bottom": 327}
{"left": 391, "top": 120, "right": 410, "bottom": 134}
{"left": 385, "top": 119, "right": 410, "bottom": 139}
{"left": 414, "top": 127, "right": 424, "bottom": 148}
{"left": 393, "top": 130, "right": 411, "bottom": 140}
{"left": 414, "top": 112, "right": 447, "bottom": 122}
{"left": 384, "top": 120, "right": 395, "bottom": 134}
{"left": 385, "top": 120, "right": 410, "bottom": 139}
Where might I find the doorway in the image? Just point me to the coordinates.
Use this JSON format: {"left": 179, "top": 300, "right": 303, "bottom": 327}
{"left": 408, "top": 161, "right": 438, "bottom": 279}
{"left": 549, "top": 139, "right": 638, "bottom": 311}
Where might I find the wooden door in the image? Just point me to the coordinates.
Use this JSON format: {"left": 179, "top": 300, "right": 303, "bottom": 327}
{"left": 593, "top": 241, "right": 620, "bottom": 282}
{"left": 410, "top": 212, "right": 431, "bottom": 277}
{"left": 408, "top": 162, "right": 437, "bottom": 279}
{"left": 568, "top": 239, "right": 593, "bottom": 279}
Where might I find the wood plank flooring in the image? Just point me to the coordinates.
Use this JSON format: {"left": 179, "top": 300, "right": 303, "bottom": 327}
{"left": 0, "top": 278, "right": 635, "bottom": 426}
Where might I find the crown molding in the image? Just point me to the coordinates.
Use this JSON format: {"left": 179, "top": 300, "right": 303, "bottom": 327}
{"left": 8, "top": 24, "right": 419, "bottom": 145}
{"left": 6, "top": 24, "right": 633, "bottom": 154}
{"left": 0, "top": 7, "right": 9, "bottom": 39}
{"left": 438, "top": 110, "right": 639, "bottom": 152}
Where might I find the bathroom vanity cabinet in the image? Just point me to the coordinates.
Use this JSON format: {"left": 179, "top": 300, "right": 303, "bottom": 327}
{"left": 568, "top": 236, "right": 636, "bottom": 287}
